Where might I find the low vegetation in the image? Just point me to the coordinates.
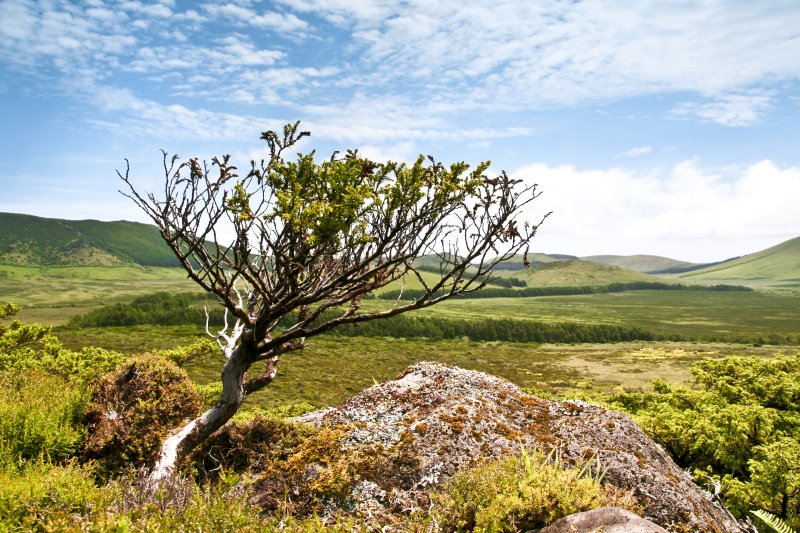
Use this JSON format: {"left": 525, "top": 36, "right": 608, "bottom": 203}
{"left": 2, "top": 226, "right": 799, "bottom": 530}
{"left": 432, "top": 448, "right": 637, "bottom": 531}
{"left": 606, "top": 355, "right": 800, "bottom": 529}
{"left": 1, "top": 305, "right": 648, "bottom": 531}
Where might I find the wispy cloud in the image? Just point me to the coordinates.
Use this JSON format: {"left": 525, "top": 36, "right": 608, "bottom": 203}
{"left": 279, "top": 0, "right": 800, "bottom": 123}
{"left": 127, "top": 36, "right": 285, "bottom": 75}
{"left": 1, "top": 0, "right": 799, "bottom": 162}
{"left": 671, "top": 93, "right": 773, "bottom": 127}
{"left": 616, "top": 146, "right": 653, "bottom": 158}
{"left": 202, "top": 3, "right": 308, "bottom": 32}
{"left": 81, "top": 84, "right": 267, "bottom": 142}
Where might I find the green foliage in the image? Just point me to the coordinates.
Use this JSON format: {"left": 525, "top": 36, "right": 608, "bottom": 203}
{"left": 607, "top": 355, "right": 800, "bottom": 528}
{"left": 68, "top": 291, "right": 223, "bottom": 328}
{"left": 1, "top": 301, "right": 124, "bottom": 379}
{"left": 752, "top": 509, "right": 797, "bottom": 533}
{"left": 155, "top": 337, "right": 220, "bottom": 367}
{"left": 82, "top": 354, "right": 202, "bottom": 477}
{"left": 432, "top": 448, "right": 635, "bottom": 532}
{"left": 0, "top": 371, "right": 89, "bottom": 469}
{"left": 0, "top": 460, "right": 108, "bottom": 532}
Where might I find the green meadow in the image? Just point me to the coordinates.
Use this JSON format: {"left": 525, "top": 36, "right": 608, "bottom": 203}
{"left": 16, "top": 271, "right": 793, "bottom": 412}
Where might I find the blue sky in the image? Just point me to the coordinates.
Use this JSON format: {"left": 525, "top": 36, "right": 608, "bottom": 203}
{"left": 1, "top": 0, "right": 799, "bottom": 262}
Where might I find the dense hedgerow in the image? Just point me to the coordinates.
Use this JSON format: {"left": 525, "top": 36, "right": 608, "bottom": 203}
{"left": 68, "top": 291, "right": 224, "bottom": 328}
{"left": 378, "top": 281, "right": 752, "bottom": 301}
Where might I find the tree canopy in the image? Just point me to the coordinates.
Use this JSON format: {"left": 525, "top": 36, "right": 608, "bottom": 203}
{"left": 120, "top": 122, "right": 546, "bottom": 476}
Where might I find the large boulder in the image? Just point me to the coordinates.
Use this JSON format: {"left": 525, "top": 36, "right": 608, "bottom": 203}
{"left": 293, "top": 361, "right": 745, "bottom": 532}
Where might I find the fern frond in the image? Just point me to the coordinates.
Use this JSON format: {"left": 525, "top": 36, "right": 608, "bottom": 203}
{"left": 751, "top": 509, "right": 795, "bottom": 533}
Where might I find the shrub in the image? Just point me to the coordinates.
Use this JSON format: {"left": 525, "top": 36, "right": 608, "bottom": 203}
{"left": 189, "top": 413, "right": 315, "bottom": 484}
{"left": 432, "top": 448, "right": 636, "bottom": 532}
{"left": 0, "top": 370, "right": 89, "bottom": 468}
{"left": 0, "top": 302, "right": 123, "bottom": 380}
{"left": 606, "top": 355, "right": 800, "bottom": 528}
{"left": 82, "top": 354, "right": 202, "bottom": 477}
{"left": 0, "top": 460, "right": 107, "bottom": 532}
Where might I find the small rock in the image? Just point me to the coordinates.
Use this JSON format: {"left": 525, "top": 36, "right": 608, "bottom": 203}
{"left": 533, "top": 507, "right": 668, "bottom": 532}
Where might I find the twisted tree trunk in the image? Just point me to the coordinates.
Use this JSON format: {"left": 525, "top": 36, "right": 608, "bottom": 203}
{"left": 149, "top": 333, "right": 275, "bottom": 481}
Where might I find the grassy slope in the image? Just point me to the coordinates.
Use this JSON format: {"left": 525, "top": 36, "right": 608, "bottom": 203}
{"left": 497, "top": 259, "right": 665, "bottom": 287}
{"left": 0, "top": 212, "right": 179, "bottom": 267}
{"left": 675, "top": 236, "right": 800, "bottom": 284}
{"left": 581, "top": 254, "right": 697, "bottom": 273}
{"left": 493, "top": 252, "right": 577, "bottom": 271}
{"left": 0, "top": 265, "right": 198, "bottom": 325}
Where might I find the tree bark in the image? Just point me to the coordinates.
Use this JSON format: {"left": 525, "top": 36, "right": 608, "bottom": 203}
{"left": 149, "top": 340, "right": 267, "bottom": 481}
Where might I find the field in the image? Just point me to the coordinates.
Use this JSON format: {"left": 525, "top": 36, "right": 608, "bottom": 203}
{"left": 3, "top": 262, "right": 799, "bottom": 412}
{"left": 0, "top": 265, "right": 197, "bottom": 324}
{"left": 397, "top": 289, "right": 800, "bottom": 341}
{"left": 53, "top": 325, "right": 795, "bottom": 410}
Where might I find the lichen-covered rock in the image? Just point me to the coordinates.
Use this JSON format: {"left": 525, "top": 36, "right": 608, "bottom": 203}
{"left": 533, "top": 506, "right": 668, "bottom": 532}
{"left": 292, "top": 361, "right": 745, "bottom": 532}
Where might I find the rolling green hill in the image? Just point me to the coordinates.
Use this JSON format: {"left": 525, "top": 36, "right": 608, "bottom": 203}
{"left": 581, "top": 254, "right": 698, "bottom": 273}
{"left": 498, "top": 259, "right": 666, "bottom": 287}
{"left": 0, "top": 212, "right": 179, "bottom": 267}
{"left": 676, "top": 236, "right": 800, "bottom": 285}
{"left": 493, "top": 252, "right": 577, "bottom": 271}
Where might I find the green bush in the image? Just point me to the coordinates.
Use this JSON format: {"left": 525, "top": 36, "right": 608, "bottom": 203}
{"left": 607, "top": 354, "right": 800, "bottom": 528}
{"left": 0, "top": 301, "right": 123, "bottom": 380}
{"left": 82, "top": 354, "right": 202, "bottom": 477}
{"left": 0, "top": 371, "right": 89, "bottom": 469}
{"left": 0, "top": 460, "right": 107, "bottom": 532}
{"left": 432, "top": 448, "right": 636, "bottom": 532}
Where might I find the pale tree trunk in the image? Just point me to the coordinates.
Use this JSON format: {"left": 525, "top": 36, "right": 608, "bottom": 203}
{"left": 149, "top": 329, "right": 275, "bottom": 482}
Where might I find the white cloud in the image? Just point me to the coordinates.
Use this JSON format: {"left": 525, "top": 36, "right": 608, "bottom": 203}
{"left": 120, "top": 1, "right": 172, "bottom": 18}
{"left": 128, "top": 36, "right": 285, "bottom": 75}
{"left": 84, "top": 85, "right": 264, "bottom": 142}
{"left": 616, "top": 146, "right": 653, "bottom": 158}
{"left": 357, "top": 141, "right": 418, "bottom": 163}
{"left": 202, "top": 3, "right": 308, "bottom": 32}
{"left": 514, "top": 159, "right": 800, "bottom": 262}
{"left": 671, "top": 94, "right": 773, "bottom": 127}
{"left": 280, "top": 0, "right": 800, "bottom": 123}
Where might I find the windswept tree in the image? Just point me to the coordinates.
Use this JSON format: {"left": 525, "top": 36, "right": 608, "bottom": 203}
{"left": 120, "top": 122, "right": 547, "bottom": 478}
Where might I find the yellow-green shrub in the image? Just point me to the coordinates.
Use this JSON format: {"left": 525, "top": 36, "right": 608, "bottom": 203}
{"left": 0, "top": 371, "right": 89, "bottom": 468}
{"left": 433, "top": 448, "right": 636, "bottom": 532}
{"left": 0, "top": 460, "right": 107, "bottom": 532}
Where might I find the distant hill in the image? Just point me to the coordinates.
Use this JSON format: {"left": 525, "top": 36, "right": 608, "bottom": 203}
{"left": 497, "top": 259, "right": 667, "bottom": 287}
{"left": 581, "top": 254, "right": 698, "bottom": 274}
{"left": 493, "top": 252, "right": 578, "bottom": 271}
{"left": 0, "top": 212, "right": 179, "bottom": 267}
{"left": 675, "top": 236, "right": 800, "bottom": 283}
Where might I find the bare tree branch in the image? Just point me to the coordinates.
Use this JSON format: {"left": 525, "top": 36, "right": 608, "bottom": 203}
{"left": 124, "top": 121, "right": 547, "bottom": 479}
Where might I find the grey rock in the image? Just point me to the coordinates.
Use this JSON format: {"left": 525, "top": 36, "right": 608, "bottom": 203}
{"left": 533, "top": 507, "right": 668, "bottom": 532}
{"left": 292, "top": 362, "right": 746, "bottom": 532}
